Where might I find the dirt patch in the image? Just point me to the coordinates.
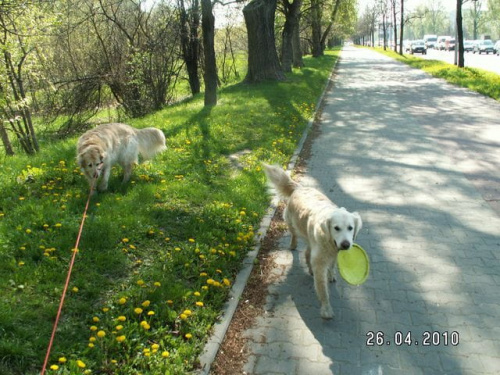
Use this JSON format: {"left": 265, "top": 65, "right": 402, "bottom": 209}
{"left": 209, "top": 204, "right": 286, "bottom": 375}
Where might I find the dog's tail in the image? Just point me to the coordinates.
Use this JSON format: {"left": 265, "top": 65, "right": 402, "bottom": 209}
{"left": 263, "top": 164, "right": 299, "bottom": 198}
{"left": 136, "top": 128, "right": 167, "bottom": 160}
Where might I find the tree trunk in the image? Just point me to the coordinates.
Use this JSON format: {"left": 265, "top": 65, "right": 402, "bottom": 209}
{"left": 291, "top": 18, "right": 304, "bottom": 68}
{"left": 456, "top": 0, "right": 464, "bottom": 67}
{"left": 179, "top": 0, "right": 201, "bottom": 95}
{"left": 399, "top": 0, "right": 404, "bottom": 55}
{"left": 281, "top": 0, "right": 302, "bottom": 72}
{"left": 0, "top": 121, "right": 14, "bottom": 155}
{"left": 310, "top": 0, "right": 322, "bottom": 57}
{"left": 201, "top": 0, "right": 217, "bottom": 106}
{"left": 243, "top": 0, "right": 285, "bottom": 82}
{"left": 392, "top": 0, "right": 398, "bottom": 53}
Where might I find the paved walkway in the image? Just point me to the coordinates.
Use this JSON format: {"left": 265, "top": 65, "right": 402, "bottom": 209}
{"left": 242, "top": 47, "right": 500, "bottom": 374}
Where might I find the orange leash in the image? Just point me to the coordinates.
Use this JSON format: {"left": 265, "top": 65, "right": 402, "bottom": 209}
{"left": 40, "top": 180, "right": 96, "bottom": 375}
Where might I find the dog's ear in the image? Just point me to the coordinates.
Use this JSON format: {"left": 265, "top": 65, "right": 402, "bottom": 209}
{"left": 319, "top": 217, "right": 333, "bottom": 239}
{"left": 352, "top": 212, "right": 363, "bottom": 240}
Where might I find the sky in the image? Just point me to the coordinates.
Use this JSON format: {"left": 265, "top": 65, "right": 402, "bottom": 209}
{"left": 358, "top": 0, "right": 458, "bottom": 13}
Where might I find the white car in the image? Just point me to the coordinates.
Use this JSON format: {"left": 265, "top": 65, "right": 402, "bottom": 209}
{"left": 494, "top": 40, "right": 500, "bottom": 56}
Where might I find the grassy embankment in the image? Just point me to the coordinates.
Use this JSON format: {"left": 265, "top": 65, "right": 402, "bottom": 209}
{"left": 373, "top": 47, "right": 500, "bottom": 101}
{"left": 0, "top": 50, "right": 339, "bottom": 374}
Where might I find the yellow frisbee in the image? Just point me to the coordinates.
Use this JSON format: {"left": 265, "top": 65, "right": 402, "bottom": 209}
{"left": 337, "top": 243, "right": 369, "bottom": 285}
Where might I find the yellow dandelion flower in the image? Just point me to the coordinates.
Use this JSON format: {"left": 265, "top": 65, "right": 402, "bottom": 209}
{"left": 92, "top": 316, "right": 100, "bottom": 323}
{"left": 194, "top": 292, "right": 201, "bottom": 297}
{"left": 185, "top": 333, "right": 192, "bottom": 339}
{"left": 58, "top": 357, "right": 67, "bottom": 363}
{"left": 147, "top": 311, "right": 155, "bottom": 316}
{"left": 207, "top": 279, "right": 215, "bottom": 285}
{"left": 188, "top": 238, "right": 195, "bottom": 243}
{"left": 223, "top": 278, "right": 231, "bottom": 286}
{"left": 50, "top": 364, "right": 59, "bottom": 370}
{"left": 97, "top": 330, "right": 106, "bottom": 338}
{"left": 202, "top": 286, "right": 209, "bottom": 290}
{"left": 90, "top": 326, "right": 97, "bottom": 331}
{"left": 18, "top": 261, "right": 25, "bottom": 267}
{"left": 77, "top": 360, "right": 86, "bottom": 368}
{"left": 151, "top": 343, "right": 160, "bottom": 350}
{"left": 179, "top": 314, "right": 188, "bottom": 320}
{"left": 196, "top": 301, "right": 204, "bottom": 307}
{"left": 118, "top": 297, "right": 127, "bottom": 305}
{"left": 54, "top": 223, "right": 62, "bottom": 228}
{"left": 72, "top": 287, "right": 79, "bottom": 292}
{"left": 102, "top": 307, "right": 109, "bottom": 312}
{"left": 122, "top": 238, "right": 129, "bottom": 243}
{"left": 25, "top": 229, "right": 32, "bottom": 234}
{"left": 140, "top": 321, "right": 151, "bottom": 330}
{"left": 141, "top": 300, "right": 150, "bottom": 307}
{"left": 137, "top": 280, "right": 145, "bottom": 286}
{"left": 88, "top": 343, "right": 95, "bottom": 348}
{"left": 89, "top": 336, "right": 96, "bottom": 342}
{"left": 115, "top": 325, "right": 123, "bottom": 330}
{"left": 117, "top": 315, "right": 126, "bottom": 322}
{"left": 162, "top": 351, "right": 170, "bottom": 358}
{"left": 134, "top": 308, "right": 143, "bottom": 314}
{"left": 200, "top": 272, "right": 208, "bottom": 277}
{"left": 116, "top": 335, "right": 126, "bottom": 343}
{"left": 183, "top": 309, "right": 192, "bottom": 316}
{"left": 166, "top": 300, "right": 173, "bottom": 305}
{"left": 154, "top": 282, "right": 161, "bottom": 287}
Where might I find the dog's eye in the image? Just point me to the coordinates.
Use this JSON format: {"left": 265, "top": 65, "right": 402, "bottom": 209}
{"left": 348, "top": 226, "right": 353, "bottom": 231}
{"left": 334, "top": 226, "right": 340, "bottom": 231}
{"left": 88, "top": 163, "right": 93, "bottom": 168}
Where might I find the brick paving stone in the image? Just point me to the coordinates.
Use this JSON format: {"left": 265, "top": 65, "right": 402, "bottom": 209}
{"left": 239, "top": 47, "right": 500, "bottom": 375}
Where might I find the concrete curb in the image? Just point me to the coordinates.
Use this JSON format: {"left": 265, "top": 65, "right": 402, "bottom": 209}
{"left": 197, "top": 53, "right": 340, "bottom": 375}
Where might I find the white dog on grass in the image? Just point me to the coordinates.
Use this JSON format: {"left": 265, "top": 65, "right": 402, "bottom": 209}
{"left": 77, "top": 123, "right": 166, "bottom": 192}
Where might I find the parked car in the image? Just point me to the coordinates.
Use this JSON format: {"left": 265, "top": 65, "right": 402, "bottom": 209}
{"left": 445, "top": 38, "right": 456, "bottom": 51}
{"left": 424, "top": 35, "right": 438, "bottom": 49}
{"left": 473, "top": 39, "right": 494, "bottom": 54}
{"left": 403, "top": 40, "right": 411, "bottom": 52}
{"left": 463, "top": 40, "right": 474, "bottom": 52}
{"left": 437, "top": 36, "right": 451, "bottom": 50}
{"left": 494, "top": 40, "right": 500, "bottom": 55}
{"left": 409, "top": 40, "right": 427, "bottom": 54}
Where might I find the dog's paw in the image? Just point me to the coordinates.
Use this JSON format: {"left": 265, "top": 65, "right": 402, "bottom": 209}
{"left": 328, "top": 269, "right": 336, "bottom": 283}
{"left": 320, "top": 305, "right": 334, "bottom": 320}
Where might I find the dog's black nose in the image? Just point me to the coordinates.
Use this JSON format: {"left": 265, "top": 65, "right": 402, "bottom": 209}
{"left": 340, "top": 240, "right": 351, "bottom": 250}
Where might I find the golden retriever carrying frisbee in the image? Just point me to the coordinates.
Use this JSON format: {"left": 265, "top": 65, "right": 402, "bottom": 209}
{"left": 264, "top": 164, "right": 362, "bottom": 319}
{"left": 77, "top": 123, "right": 166, "bottom": 192}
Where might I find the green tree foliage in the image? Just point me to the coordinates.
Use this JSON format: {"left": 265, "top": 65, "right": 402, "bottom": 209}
{"left": 0, "top": 0, "right": 55, "bottom": 154}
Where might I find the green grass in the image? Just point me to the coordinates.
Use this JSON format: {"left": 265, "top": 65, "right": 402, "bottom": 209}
{"left": 372, "top": 47, "right": 500, "bottom": 101}
{"left": 0, "top": 49, "right": 339, "bottom": 375}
